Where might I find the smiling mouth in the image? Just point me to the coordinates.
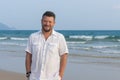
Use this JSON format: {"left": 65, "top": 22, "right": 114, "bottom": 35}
{"left": 43, "top": 26, "right": 51, "bottom": 32}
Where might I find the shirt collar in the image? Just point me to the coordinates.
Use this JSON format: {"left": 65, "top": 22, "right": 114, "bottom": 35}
{"left": 39, "top": 29, "right": 57, "bottom": 36}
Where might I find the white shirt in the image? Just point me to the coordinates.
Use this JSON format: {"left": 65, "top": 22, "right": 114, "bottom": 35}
{"left": 25, "top": 30, "right": 68, "bottom": 80}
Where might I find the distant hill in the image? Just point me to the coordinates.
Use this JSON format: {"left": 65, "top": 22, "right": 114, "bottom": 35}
{"left": 0, "top": 22, "right": 15, "bottom": 30}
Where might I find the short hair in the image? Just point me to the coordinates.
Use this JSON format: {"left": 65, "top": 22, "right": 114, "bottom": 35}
{"left": 42, "top": 11, "right": 56, "bottom": 20}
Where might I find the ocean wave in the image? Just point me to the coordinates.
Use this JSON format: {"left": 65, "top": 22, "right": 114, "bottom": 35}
{"left": 11, "top": 37, "right": 28, "bottom": 40}
{"left": 91, "top": 45, "right": 110, "bottom": 49}
{"left": 84, "top": 45, "right": 120, "bottom": 50}
{"left": 94, "top": 35, "right": 108, "bottom": 39}
{"left": 67, "top": 41, "right": 87, "bottom": 44}
{"left": 0, "top": 42, "right": 26, "bottom": 46}
{"left": 117, "top": 39, "right": 120, "bottom": 42}
{"left": 67, "top": 35, "right": 120, "bottom": 42}
{"left": 0, "top": 37, "right": 8, "bottom": 40}
{"left": 91, "top": 45, "right": 120, "bottom": 49}
{"left": 69, "top": 35, "right": 92, "bottom": 41}
{"left": 0, "top": 37, "right": 28, "bottom": 41}
{"left": 68, "top": 45, "right": 120, "bottom": 51}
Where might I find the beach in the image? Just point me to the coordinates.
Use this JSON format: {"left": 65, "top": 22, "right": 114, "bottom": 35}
{"left": 0, "top": 62, "right": 120, "bottom": 80}
{"left": 0, "top": 51, "right": 120, "bottom": 80}
{"left": 0, "top": 70, "right": 26, "bottom": 80}
{"left": 0, "top": 49, "right": 120, "bottom": 80}
{"left": 0, "top": 30, "right": 120, "bottom": 80}
{"left": 64, "top": 62, "right": 120, "bottom": 80}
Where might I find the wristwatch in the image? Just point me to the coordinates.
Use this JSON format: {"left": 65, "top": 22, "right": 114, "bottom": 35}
{"left": 26, "top": 71, "right": 31, "bottom": 77}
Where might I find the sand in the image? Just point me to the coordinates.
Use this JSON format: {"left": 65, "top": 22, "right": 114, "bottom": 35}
{"left": 63, "top": 62, "right": 120, "bottom": 80}
{"left": 0, "top": 62, "right": 120, "bottom": 80}
{"left": 0, "top": 69, "right": 26, "bottom": 80}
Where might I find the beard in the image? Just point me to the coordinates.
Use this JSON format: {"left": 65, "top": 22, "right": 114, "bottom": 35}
{"left": 42, "top": 25, "right": 51, "bottom": 32}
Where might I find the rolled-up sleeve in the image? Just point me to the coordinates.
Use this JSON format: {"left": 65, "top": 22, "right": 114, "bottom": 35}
{"left": 25, "top": 35, "right": 32, "bottom": 54}
{"left": 59, "top": 35, "right": 69, "bottom": 56}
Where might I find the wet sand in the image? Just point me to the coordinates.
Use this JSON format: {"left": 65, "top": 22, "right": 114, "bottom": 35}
{"left": 0, "top": 69, "right": 26, "bottom": 80}
{"left": 1, "top": 62, "right": 120, "bottom": 80}
{"left": 63, "top": 62, "right": 120, "bottom": 80}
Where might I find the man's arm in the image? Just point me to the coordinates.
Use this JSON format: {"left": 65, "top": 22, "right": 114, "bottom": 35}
{"left": 59, "top": 53, "right": 68, "bottom": 80}
{"left": 25, "top": 52, "right": 32, "bottom": 77}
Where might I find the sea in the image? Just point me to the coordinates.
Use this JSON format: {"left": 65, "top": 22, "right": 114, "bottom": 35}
{"left": 0, "top": 30, "right": 120, "bottom": 73}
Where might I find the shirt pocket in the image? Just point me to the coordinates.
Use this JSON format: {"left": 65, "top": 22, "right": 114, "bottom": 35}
{"left": 32, "top": 43, "right": 41, "bottom": 54}
{"left": 47, "top": 43, "right": 58, "bottom": 55}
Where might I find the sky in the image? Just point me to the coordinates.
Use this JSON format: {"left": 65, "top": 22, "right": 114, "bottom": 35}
{"left": 0, "top": 0, "right": 120, "bottom": 30}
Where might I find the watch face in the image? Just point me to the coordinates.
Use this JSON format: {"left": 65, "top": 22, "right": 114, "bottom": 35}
{"left": 26, "top": 72, "right": 31, "bottom": 77}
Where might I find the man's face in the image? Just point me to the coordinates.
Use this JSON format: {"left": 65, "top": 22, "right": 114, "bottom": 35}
{"left": 41, "top": 16, "right": 55, "bottom": 32}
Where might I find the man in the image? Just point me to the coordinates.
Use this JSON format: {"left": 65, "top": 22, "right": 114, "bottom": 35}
{"left": 25, "top": 11, "right": 68, "bottom": 80}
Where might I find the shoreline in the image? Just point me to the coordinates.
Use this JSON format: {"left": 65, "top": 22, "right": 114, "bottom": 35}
{"left": 0, "top": 62, "right": 120, "bottom": 80}
{"left": 64, "top": 62, "right": 120, "bottom": 80}
{"left": 0, "top": 69, "right": 26, "bottom": 80}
